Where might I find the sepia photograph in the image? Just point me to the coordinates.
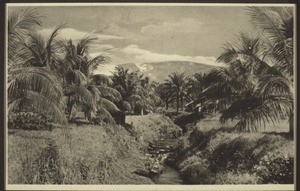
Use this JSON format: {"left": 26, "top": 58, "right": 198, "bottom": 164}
{"left": 5, "top": 3, "right": 296, "bottom": 190}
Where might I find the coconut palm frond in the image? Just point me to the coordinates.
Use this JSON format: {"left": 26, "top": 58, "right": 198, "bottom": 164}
{"left": 85, "top": 55, "right": 111, "bottom": 76}
{"left": 8, "top": 67, "right": 64, "bottom": 102}
{"left": 96, "top": 85, "right": 122, "bottom": 102}
{"left": 232, "top": 95, "right": 293, "bottom": 131}
{"left": 220, "top": 95, "right": 262, "bottom": 124}
{"left": 87, "top": 85, "right": 101, "bottom": 101}
{"left": 44, "top": 24, "right": 65, "bottom": 67}
{"left": 91, "top": 74, "right": 113, "bottom": 86}
{"left": 96, "top": 107, "right": 116, "bottom": 124}
{"left": 20, "top": 32, "right": 45, "bottom": 66}
{"left": 53, "top": 38, "right": 69, "bottom": 50}
{"left": 271, "top": 38, "right": 294, "bottom": 76}
{"left": 247, "top": 7, "right": 286, "bottom": 45}
{"left": 8, "top": 8, "right": 43, "bottom": 53}
{"left": 77, "top": 33, "right": 98, "bottom": 56}
{"left": 65, "top": 70, "right": 87, "bottom": 85}
{"left": 247, "top": 7, "right": 294, "bottom": 76}
{"left": 64, "top": 85, "right": 94, "bottom": 106}
{"left": 8, "top": 8, "right": 43, "bottom": 35}
{"left": 9, "top": 90, "right": 67, "bottom": 124}
{"left": 257, "top": 74, "right": 294, "bottom": 98}
{"left": 128, "top": 94, "right": 142, "bottom": 102}
{"left": 147, "top": 93, "right": 161, "bottom": 105}
{"left": 217, "top": 34, "right": 271, "bottom": 74}
{"left": 26, "top": 90, "right": 67, "bottom": 124}
{"left": 219, "top": 33, "right": 262, "bottom": 64}
{"left": 97, "top": 97, "right": 120, "bottom": 114}
{"left": 120, "top": 100, "right": 132, "bottom": 112}
{"left": 217, "top": 43, "right": 239, "bottom": 64}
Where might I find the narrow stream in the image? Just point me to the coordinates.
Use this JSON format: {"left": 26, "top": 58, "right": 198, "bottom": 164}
{"left": 145, "top": 138, "right": 184, "bottom": 184}
{"left": 152, "top": 165, "right": 183, "bottom": 184}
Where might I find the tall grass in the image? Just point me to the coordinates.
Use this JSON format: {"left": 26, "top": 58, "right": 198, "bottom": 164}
{"left": 8, "top": 114, "right": 180, "bottom": 184}
{"left": 8, "top": 124, "right": 154, "bottom": 184}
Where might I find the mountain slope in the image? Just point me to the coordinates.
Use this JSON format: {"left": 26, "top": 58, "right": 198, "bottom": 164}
{"left": 119, "top": 61, "right": 216, "bottom": 82}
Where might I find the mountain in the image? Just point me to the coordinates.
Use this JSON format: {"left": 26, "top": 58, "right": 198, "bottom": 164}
{"left": 118, "top": 61, "right": 217, "bottom": 83}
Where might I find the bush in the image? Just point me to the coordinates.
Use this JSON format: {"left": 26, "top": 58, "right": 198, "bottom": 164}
{"left": 178, "top": 130, "right": 294, "bottom": 184}
{"left": 215, "top": 170, "right": 259, "bottom": 184}
{"left": 179, "top": 155, "right": 214, "bottom": 184}
{"left": 8, "top": 112, "right": 54, "bottom": 130}
{"left": 252, "top": 135, "right": 294, "bottom": 184}
{"left": 207, "top": 134, "right": 262, "bottom": 173}
{"left": 253, "top": 155, "right": 293, "bottom": 184}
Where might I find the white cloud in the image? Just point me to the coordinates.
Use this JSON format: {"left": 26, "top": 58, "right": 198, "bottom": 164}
{"left": 122, "top": 45, "right": 225, "bottom": 67}
{"left": 141, "top": 18, "right": 203, "bottom": 35}
{"left": 38, "top": 28, "right": 124, "bottom": 41}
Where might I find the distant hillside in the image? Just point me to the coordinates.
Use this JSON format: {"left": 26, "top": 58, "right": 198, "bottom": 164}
{"left": 119, "top": 61, "right": 216, "bottom": 83}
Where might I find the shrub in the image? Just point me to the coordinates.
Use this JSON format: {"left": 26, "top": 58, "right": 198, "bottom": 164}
{"left": 215, "top": 170, "right": 259, "bottom": 184}
{"left": 207, "top": 134, "right": 262, "bottom": 173}
{"left": 252, "top": 135, "right": 294, "bottom": 184}
{"left": 179, "top": 155, "right": 214, "bottom": 184}
{"left": 8, "top": 112, "right": 53, "bottom": 130}
{"left": 253, "top": 155, "right": 293, "bottom": 184}
{"left": 180, "top": 130, "right": 294, "bottom": 184}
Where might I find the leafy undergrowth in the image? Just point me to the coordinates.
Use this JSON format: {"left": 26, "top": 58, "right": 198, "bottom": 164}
{"left": 8, "top": 114, "right": 180, "bottom": 184}
{"left": 172, "top": 115, "right": 294, "bottom": 184}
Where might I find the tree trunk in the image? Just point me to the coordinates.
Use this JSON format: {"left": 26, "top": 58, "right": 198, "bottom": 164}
{"left": 165, "top": 98, "right": 169, "bottom": 110}
{"left": 68, "top": 103, "right": 74, "bottom": 120}
{"left": 176, "top": 94, "right": 179, "bottom": 114}
{"left": 181, "top": 97, "right": 184, "bottom": 111}
{"left": 141, "top": 108, "right": 144, "bottom": 116}
{"left": 289, "top": 112, "right": 294, "bottom": 136}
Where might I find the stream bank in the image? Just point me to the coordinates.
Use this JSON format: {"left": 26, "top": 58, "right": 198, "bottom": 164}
{"left": 126, "top": 114, "right": 184, "bottom": 184}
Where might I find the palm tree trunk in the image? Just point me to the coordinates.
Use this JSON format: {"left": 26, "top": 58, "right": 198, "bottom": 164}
{"left": 68, "top": 103, "right": 74, "bottom": 120}
{"left": 289, "top": 112, "right": 294, "bottom": 136}
{"left": 166, "top": 99, "right": 169, "bottom": 110}
{"left": 176, "top": 94, "right": 179, "bottom": 114}
{"left": 181, "top": 97, "right": 184, "bottom": 111}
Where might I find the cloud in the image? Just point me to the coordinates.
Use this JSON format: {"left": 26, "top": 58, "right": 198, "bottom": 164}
{"left": 38, "top": 28, "right": 124, "bottom": 41}
{"left": 89, "top": 44, "right": 114, "bottom": 56}
{"left": 122, "top": 45, "right": 225, "bottom": 67}
{"left": 141, "top": 18, "right": 203, "bottom": 35}
{"left": 93, "top": 63, "right": 117, "bottom": 76}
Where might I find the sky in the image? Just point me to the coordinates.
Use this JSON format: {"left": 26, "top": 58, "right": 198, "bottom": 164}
{"left": 8, "top": 5, "right": 258, "bottom": 74}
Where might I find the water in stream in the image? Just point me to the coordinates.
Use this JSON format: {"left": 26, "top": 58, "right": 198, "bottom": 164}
{"left": 152, "top": 165, "right": 183, "bottom": 184}
{"left": 146, "top": 138, "right": 184, "bottom": 184}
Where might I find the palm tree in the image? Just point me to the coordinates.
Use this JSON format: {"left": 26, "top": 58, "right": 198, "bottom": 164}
{"left": 129, "top": 75, "right": 161, "bottom": 115}
{"left": 112, "top": 67, "right": 160, "bottom": 115}
{"left": 8, "top": 9, "right": 67, "bottom": 124}
{"left": 248, "top": 6, "right": 294, "bottom": 134}
{"left": 201, "top": 7, "right": 294, "bottom": 133}
{"left": 8, "top": 8, "right": 43, "bottom": 67}
{"left": 156, "top": 83, "right": 172, "bottom": 110}
{"left": 58, "top": 34, "right": 123, "bottom": 123}
{"left": 162, "top": 72, "right": 188, "bottom": 114}
{"left": 184, "top": 73, "right": 210, "bottom": 112}
{"left": 112, "top": 67, "right": 139, "bottom": 101}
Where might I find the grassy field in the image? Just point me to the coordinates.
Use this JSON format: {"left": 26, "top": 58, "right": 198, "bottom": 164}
{"left": 194, "top": 114, "right": 290, "bottom": 133}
